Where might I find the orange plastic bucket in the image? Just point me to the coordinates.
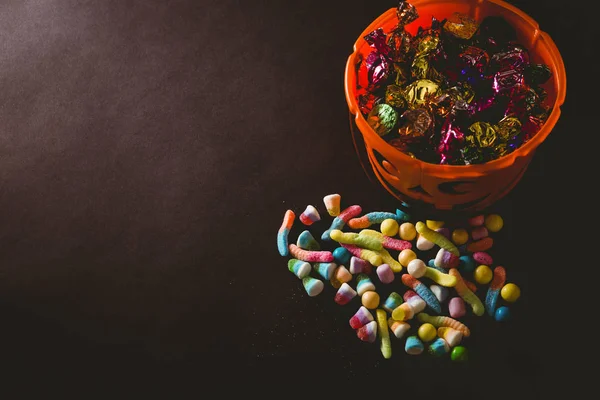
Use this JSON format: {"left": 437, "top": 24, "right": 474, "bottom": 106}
{"left": 344, "top": 0, "right": 566, "bottom": 215}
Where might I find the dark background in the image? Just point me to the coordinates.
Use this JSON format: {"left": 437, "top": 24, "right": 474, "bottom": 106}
{"left": 0, "top": 0, "right": 591, "bottom": 397}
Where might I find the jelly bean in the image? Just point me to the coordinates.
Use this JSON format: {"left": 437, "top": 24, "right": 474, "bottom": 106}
{"left": 323, "top": 194, "right": 341, "bottom": 217}
{"left": 399, "top": 222, "right": 417, "bottom": 241}
{"left": 449, "top": 268, "right": 485, "bottom": 316}
{"left": 357, "top": 320, "right": 378, "bottom": 343}
{"left": 398, "top": 249, "right": 417, "bottom": 267}
{"left": 376, "top": 309, "right": 392, "bottom": 359}
{"left": 330, "top": 265, "right": 352, "bottom": 288}
{"left": 362, "top": 291, "right": 380, "bottom": 309}
{"left": 430, "top": 285, "right": 448, "bottom": 303}
{"left": 299, "top": 205, "right": 321, "bottom": 226}
{"left": 349, "top": 256, "right": 373, "bottom": 275}
{"left": 466, "top": 237, "right": 493, "bottom": 252}
{"left": 403, "top": 290, "right": 426, "bottom": 313}
{"left": 401, "top": 275, "right": 441, "bottom": 313}
{"left": 428, "top": 338, "right": 450, "bottom": 356}
{"left": 288, "top": 244, "right": 334, "bottom": 263}
{"left": 380, "top": 219, "right": 399, "bottom": 237}
{"left": 501, "top": 283, "right": 521, "bottom": 302}
{"left": 458, "top": 255, "right": 476, "bottom": 273}
{"left": 473, "top": 251, "right": 493, "bottom": 265}
{"left": 434, "top": 248, "right": 460, "bottom": 269}
{"left": 341, "top": 244, "right": 382, "bottom": 266}
{"left": 333, "top": 247, "right": 352, "bottom": 265}
{"left": 416, "top": 234, "right": 435, "bottom": 251}
{"left": 287, "top": 259, "right": 312, "bottom": 279}
{"left": 376, "top": 264, "right": 395, "bottom": 284}
{"left": 330, "top": 230, "right": 383, "bottom": 251}
{"left": 418, "top": 313, "right": 470, "bottom": 337}
{"left": 322, "top": 205, "right": 362, "bottom": 241}
{"left": 485, "top": 266, "right": 506, "bottom": 316}
{"left": 374, "top": 248, "right": 403, "bottom": 273}
{"left": 302, "top": 276, "right": 324, "bottom": 297}
{"left": 313, "top": 262, "right": 337, "bottom": 280}
{"left": 408, "top": 259, "right": 457, "bottom": 287}
{"left": 335, "top": 283, "right": 357, "bottom": 305}
{"left": 452, "top": 228, "right": 469, "bottom": 245}
{"left": 405, "top": 336, "right": 424, "bottom": 355}
{"left": 468, "top": 215, "right": 484, "bottom": 226}
{"left": 426, "top": 220, "right": 445, "bottom": 230}
{"left": 448, "top": 297, "right": 466, "bottom": 319}
{"left": 495, "top": 306, "right": 511, "bottom": 321}
{"left": 474, "top": 265, "right": 493, "bottom": 284}
{"left": 383, "top": 292, "right": 403, "bottom": 313}
{"left": 415, "top": 222, "right": 459, "bottom": 256}
{"left": 350, "top": 306, "right": 374, "bottom": 329}
{"left": 348, "top": 210, "right": 409, "bottom": 230}
{"left": 297, "top": 230, "right": 320, "bottom": 251}
{"left": 277, "top": 210, "right": 295, "bottom": 256}
{"left": 436, "top": 227, "right": 451, "bottom": 240}
{"left": 359, "top": 230, "right": 412, "bottom": 251}
{"left": 485, "top": 214, "right": 504, "bottom": 232}
{"left": 437, "top": 327, "right": 463, "bottom": 347}
{"left": 471, "top": 226, "right": 489, "bottom": 241}
{"left": 392, "top": 303, "right": 414, "bottom": 321}
{"left": 418, "top": 323, "right": 437, "bottom": 342}
{"left": 356, "top": 274, "right": 376, "bottom": 296}
{"left": 451, "top": 346, "right": 468, "bottom": 361}
{"left": 388, "top": 318, "right": 410, "bottom": 339}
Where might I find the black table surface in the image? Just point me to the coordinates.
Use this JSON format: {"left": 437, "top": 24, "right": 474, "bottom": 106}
{"left": 1, "top": 0, "right": 592, "bottom": 397}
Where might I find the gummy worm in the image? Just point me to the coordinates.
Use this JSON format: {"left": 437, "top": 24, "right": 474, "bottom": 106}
{"left": 464, "top": 279, "right": 478, "bottom": 293}
{"left": 485, "top": 266, "right": 507, "bottom": 317}
{"left": 401, "top": 274, "right": 441, "bottom": 313}
{"left": 329, "top": 230, "right": 383, "bottom": 251}
{"left": 423, "top": 268, "right": 457, "bottom": 287}
{"left": 417, "top": 313, "right": 470, "bottom": 337}
{"left": 376, "top": 309, "right": 392, "bottom": 359}
{"left": 359, "top": 230, "right": 412, "bottom": 251}
{"left": 288, "top": 244, "right": 334, "bottom": 263}
{"left": 321, "top": 205, "right": 362, "bottom": 241}
{"left": 347, "top": 210, "right": 409, "bottom": 230}
{"left": 466, "top": 237, "right": 494, "bottom": 253}
{"left": 415, "top": 221, "right": 459, "bottom": 256}
{"left": 427, "top": 260, "right": 447, "bottom": 273}
{"left": 341, "top": 243, "right": 382, "bottom": 266}
{"left": 277, "top": 210, "right": 295, "bottom": 256}
{"left": 375, "top": 248, "right": 403, "bottom": 272}
{"left": 449, "top": 268, "right": 484, "bottom": 316}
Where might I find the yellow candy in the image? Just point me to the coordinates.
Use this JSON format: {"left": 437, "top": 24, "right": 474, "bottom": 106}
{"left": 398, "top": 249, "right": 417, "bottom": 267}
{"left": 485, "top": 214, "right": 504, "bottom": 232}
{"left": 418, "top": 323, "right": 437, "bottom": 342}
{"left": 376, "top": 309, "right": 392, "bottom": 359}
{"left": 426, "top": 220, "right": 445, "bottom": 230}
{"left": 399, "top": 222, "right": 417, "bottom": 241}
{"left": 501, "top": 283, "right": 521, "bottom": 303}
{"left": 474, "top": 265, "right": 493, "bottom": 284}
{"left": 452, "top": 229, "right": 469, "bottom": 245}
{"left": 380, "top": 219, "right": 399, "bottom": 237}
{"left": 362, "top": 291, "right": 381, "bottom": 309}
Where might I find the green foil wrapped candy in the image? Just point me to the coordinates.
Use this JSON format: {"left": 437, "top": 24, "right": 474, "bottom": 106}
{"left": 367, "top": 103, "right": 399, "bottom": 136}
{"left": 403, "top": 79, "right": 440, "bottom": 108}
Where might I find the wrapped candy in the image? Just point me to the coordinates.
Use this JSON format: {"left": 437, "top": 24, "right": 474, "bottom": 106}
{"left": 458, "top": 46, "right": 490, "bottom": 82}
{"left": 358, "top": 91, "right": 383, "bottom": 114}
{"left": 490, "top": 45, "right": 530, "bottom": 74}
{"left": 443, "top": 12, "right": 479, "bottom": 40}
{"left": 367, "top": 103, "right": 399, "bottom": 136}
{"left": 492, "top": 69, "right": 524, "bottom": 93}
{"left": 403, "top": 79, "right": 440, "bottom": 108}
{"left": 398, "top": 108, "right": 434, "bottom": 139}
{"left": 385, "top": 84, "right": 407, "bottom": 109}
{"left": 396, "top": 0, "right": 419, "bottom": 26}
{"left": 437, "top": 116, "right": 465, "bottom": 164}
{"left": 473, "top": 16, "right": 517, "bottom": 50}
{"left": 525, "top": 63, "right": 552, "bottom": 86}
{"left": 365, "top": 28, "right": 391, "bottom": 56}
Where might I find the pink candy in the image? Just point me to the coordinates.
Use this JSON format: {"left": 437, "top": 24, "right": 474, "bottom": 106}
{"left": 349, "top": 306, "right": 374, "bottom": 329}
{"left": 376, "top": 264, "right": 395, "bottom": 284}
{"left": 471, "top": 226, "right": 489, "bottom": 241}
{"left": 448, "top": 297, "right": 466, "bottom": 319}
{"left": 435, "top": 248, "right": 460, "bottom": 269}
{"left": 468, "top": 215, "right": 484, "bottom": 226}
{"left": 473, "top": 251, "right": 493, "bottom": 265}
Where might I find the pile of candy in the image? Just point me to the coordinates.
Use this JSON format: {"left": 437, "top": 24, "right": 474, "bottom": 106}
{"left": 357, "top": 1, "right": 552, "bottom": 164}
{"left": 277, "top": 194, "right": 521, "bottom": 360}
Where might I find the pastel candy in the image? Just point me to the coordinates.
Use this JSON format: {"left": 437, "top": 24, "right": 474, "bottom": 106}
{"left": 302, "top": 277, "right": 324, "bottom": 297}
{"left": 299, "top": 205, "right": 321, "bottom": 226}
{"left": 415, "top": 221, "right": 459, "bottom": 256}
{"left": 289, "top": 244, "right": 334, "bottom": 263}
{"left": 473, "top": 251, "right": 493, "bottom": 265}
{"left": 485, "top": 266, "right": 506, "bottom": 316}
{"left": 403, "top": 290, "right": 426, "bottom": 314}
{"left": 375, "top": 248, "right": 403, "bottom": 272}
{"left": 468, "top": 215, "right": 484, "bottom": 226}
{"left": 348, "top": 211, "right": 409, "bottom": 230}
{"left": 436, "top": 227, "right": 451, "bottom": 240}
{"left": 297, "top": 230, "right": 320, "bottom": 251}
{"left": 407, "top": 258, "right": 427, "bottom": 278}
{"left": 428, "top": 337, "right": 450, "bottom": 356}
{"left": 277, "top": 210, "right": 295, "bottom": 256}
{"left": 376, "top": 264, "right": 395, "bottom": 284}
{"left": 383, "top": 292, "right": 403, "bottom": 313}
{"left": 430, "top": 284, "right": 449, "bottom": 303}
{"left": 333, "top": 247, "right": 352, "bottom": 265}
{"left": 334, "top": 283, "right": 357, "bottom": 305}
{"left": 437, "top": 327, "right": 463, "bottom": 347}
{"left": 330, "top": 265, "right": 352, "bottom": 288}
{"left": 428, "top": 260, "right": 447, "bottom": 273}
{"left": 357, "top": 320, "right": 378, "bottom": 343}
{"left": 330, "top": 230, "right": 383, "bottom": 251}
{"left": 418, "top": 313, "right": 470, "bottom": 337}
{"left": 471, "top": 226, "right": 488, "bottom": 240}
{"left": 376, "top": 309, "right": 392, "bottom": 359}
{"left": 349, "top": 306, "right": 374, "bottom": 329}
{"left": 392, "top": 303, "right": 414, "bottom": 321}
{"left": 323, "top": 194, "right": 341, "bottom": 216}
{"left": 434, "top": 248, "right": 460, "bottom": 269}
{"left": 287, "top": 259, "right": 312, "bottom": 279}
{"left": 350, "top": 256, "right": 373, "bottom": 275}
{"left": 356, "top": 274, "right": 376, "bottom": 296}
{"left": 416, "top": 234, "right": 435, "bottom": 251}
{"left": 313, "top": 262, "right": 337, "bottom": 280}
{"left": 466, "top": 237, "right": 493, "bottom": 252}
{"left": 458, "top": 255, "right": 476, "bottom": 273}
{"left": 342, "top": 244, "right": 382, "bottom": 266}
{"left": 401, "top": 275, "right": 441, "bottom": 314}
{"left": 448, "top": 297, "right": 466, "bottom": 318}
{"left": 405, "top": 336, "right": 424, "bottom": 355}
{"left": 388, "top": 318, "right": 410, "bottom": 339}
{"left": 321, "top": 205, "right": 362, "bottom": 241}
